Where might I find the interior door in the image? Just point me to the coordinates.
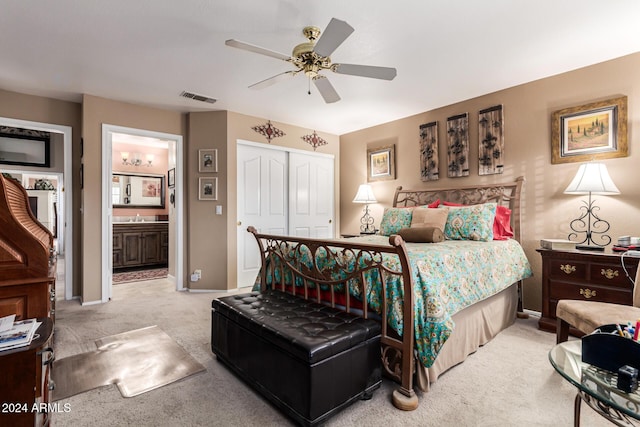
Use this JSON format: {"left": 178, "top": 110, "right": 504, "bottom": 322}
{"left": 288, "top": 152, "right": 334, "bottom": 238}
{"left": 237, "top": 143, "right": 288, "bottom": 288}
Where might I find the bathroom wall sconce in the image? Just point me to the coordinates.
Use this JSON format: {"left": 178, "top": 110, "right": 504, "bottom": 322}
{"left": 121, "top": 152, "right": 154, "bottom": 167}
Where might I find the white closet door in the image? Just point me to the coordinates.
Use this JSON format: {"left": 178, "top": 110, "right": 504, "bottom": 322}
{"left": 237, "top": 144, "right": 288, "bottom": 288}
{"left": 288, "top": 152, "right": 334, "bottom": 238}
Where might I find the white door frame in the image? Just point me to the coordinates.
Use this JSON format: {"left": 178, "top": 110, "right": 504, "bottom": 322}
{"left": 101, "top": 124, "right": 184, "bottom": 302}
{"left": 0, "top": 117, "right": 73, "bottom": 300}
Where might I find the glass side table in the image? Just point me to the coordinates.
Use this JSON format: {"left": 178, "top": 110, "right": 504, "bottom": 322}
{"left": 549, "top": 340, "right": 640, "bottom": 426}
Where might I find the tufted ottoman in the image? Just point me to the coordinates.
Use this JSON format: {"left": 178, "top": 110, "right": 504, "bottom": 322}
{"left": 211, "top": 290, "right": 382, "bottom": 426}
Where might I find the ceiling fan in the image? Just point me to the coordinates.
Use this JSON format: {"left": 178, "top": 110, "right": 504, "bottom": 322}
{"left": 225, "top": 18, "right": 397, "bottom": 103}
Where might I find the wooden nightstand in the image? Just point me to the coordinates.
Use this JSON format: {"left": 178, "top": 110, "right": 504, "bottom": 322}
{"left": 537, "top": 248, "right": 640, "bottom": 334}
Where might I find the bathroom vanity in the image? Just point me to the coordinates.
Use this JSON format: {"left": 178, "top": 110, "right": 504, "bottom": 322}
{"left": 112, "top": 222, "right": 168, "bottom": 270}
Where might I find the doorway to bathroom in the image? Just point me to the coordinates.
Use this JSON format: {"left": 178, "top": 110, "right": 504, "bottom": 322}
{"left": 101, "top": 124, "right": 184, "bottom": 302}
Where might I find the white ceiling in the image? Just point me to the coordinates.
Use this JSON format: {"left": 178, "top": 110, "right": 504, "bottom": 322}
{"left": 2, "top": 1, "right": 640, "bottom": 135}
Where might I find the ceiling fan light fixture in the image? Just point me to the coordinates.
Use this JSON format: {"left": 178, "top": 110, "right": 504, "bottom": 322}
{"left": 225, "top": 18, "right": 397, "bottom": 103}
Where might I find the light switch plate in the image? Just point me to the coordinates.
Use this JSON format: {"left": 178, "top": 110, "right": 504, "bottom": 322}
{"left": 216, "top": 205, "right": 222, "bottom": 215}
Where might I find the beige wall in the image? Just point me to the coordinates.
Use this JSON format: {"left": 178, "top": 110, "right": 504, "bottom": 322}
{"left": 81, "top": 95, "right": 186, "bottom": 302}
{"left": 0, "top": 89, "right": 82, "bottom": 296}
{"left": 340, "top": 52, "right": 640, "bottom": 311}
{"left": 187, "top": 111, "right": 340, "bottom": 290}
{"left": 186, "top": 111, "right": 228, "bottom": 290}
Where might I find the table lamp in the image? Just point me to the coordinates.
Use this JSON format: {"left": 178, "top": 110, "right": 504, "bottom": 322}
{"left": 352, "top": 184, "right": 377, "bottom": 234}
{"left": 564, "top": 162, "right": 620, "bottom": 250}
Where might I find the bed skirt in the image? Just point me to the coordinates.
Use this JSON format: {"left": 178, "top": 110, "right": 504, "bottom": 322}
{"left": 415, "top": 283, "right": 518, "bottom": 391}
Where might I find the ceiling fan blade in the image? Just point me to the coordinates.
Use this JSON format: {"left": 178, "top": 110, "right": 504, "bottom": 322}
{"left": 313, "top": 76, "right": 341, "bottom": 103}
{"left": 249, "top": 71, "right": 298, "bottom": 90}
{"left": 313, "top": 18, "right": 354, "bottom": 57}
{"left": 225, "top": 39, "right": 291, "bottom": 61}
{"left": 334, "top": 63, "right": 397, "bottom": 80}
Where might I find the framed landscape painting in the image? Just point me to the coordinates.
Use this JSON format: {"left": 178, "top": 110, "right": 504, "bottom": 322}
{"left": 367, "top": 144, "right": 396, "bottom": 182}
{"left": 551, "top": 96, "right": 627, "bottom": 164}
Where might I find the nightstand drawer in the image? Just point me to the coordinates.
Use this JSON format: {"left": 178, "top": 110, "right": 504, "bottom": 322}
{"left": 548, "top": 259, "right": 587, "bottom": 280}
{"left": 590, "top": 263, "right": 632, "bottom": 286}
{"left": 549, "top": 280, "right": 630, "bottom": 304}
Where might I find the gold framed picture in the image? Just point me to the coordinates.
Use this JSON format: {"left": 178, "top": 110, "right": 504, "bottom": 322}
{"left": 551, "top": 96, "right": 628, "bottom": 164}
{"left": 367, "top": 144, "right": 396, "bottom": 182}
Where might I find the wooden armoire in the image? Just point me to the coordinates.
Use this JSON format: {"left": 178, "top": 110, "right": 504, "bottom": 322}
{"left": 0, "top": 173, "right": 56, "bottom": 427}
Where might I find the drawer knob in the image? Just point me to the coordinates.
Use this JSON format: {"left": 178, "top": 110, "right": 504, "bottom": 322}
{"left": 601, "top": 268, "right": 619, "bottom": 280}
{"left": 580, "top": 288, "right": 596, "bottom": 299}
{"left": 560, "top": 264, "right": 576, "bottom": 274}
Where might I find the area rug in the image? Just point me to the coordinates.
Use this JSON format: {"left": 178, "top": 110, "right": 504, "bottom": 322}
{"left": 52, "top": 325, "right": 205, "bottom": 400}
{"left": 112, "top": 268, "right": 168, "bottom": 284}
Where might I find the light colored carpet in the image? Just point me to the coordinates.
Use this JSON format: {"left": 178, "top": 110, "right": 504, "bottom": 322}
{"left": 52, "top": 325, "right": 205, "bottom": 400}
{"left": 52, "top": 280, "right": 610, "bottom": 426}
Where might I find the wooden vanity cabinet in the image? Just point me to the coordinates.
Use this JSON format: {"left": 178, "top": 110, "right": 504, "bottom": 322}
{"left": 113, "top": 222, "right": 168, "bottom": 270}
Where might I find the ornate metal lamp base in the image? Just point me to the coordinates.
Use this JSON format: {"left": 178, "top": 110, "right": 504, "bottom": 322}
{"left": 359, "top": 204, "right": 376, "bottom": 234}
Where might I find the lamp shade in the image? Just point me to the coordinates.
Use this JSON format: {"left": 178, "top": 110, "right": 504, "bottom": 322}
{"left": 352, "top": 184, "right": 377, "bottom": 204}
{"left": 564, "top": 163, "right": 620, "bottom": 195}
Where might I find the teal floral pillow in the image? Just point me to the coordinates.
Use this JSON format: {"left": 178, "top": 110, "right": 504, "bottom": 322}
{"left": 379, "top": 207, "right": 413, "bottom": 236}
{"left": 443, "top": 203, "right": 496, "bottom": 241}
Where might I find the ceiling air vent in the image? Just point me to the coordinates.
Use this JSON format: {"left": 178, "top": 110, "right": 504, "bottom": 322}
{"left": 180, "top": 91, "right": 217, "bottom": 104}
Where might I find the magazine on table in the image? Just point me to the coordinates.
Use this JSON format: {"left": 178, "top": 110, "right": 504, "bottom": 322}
{"left": 0, "top": 316, "right": 41, "bottom": 351}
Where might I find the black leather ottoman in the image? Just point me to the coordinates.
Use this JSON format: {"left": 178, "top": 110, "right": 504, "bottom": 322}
{"left": 211, "top": 290, "right": 382, "bottom": 426}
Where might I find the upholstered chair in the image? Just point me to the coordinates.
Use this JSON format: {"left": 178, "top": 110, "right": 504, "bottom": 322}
{"left": 556, "top": 262, "right": 640, "bottom": 343}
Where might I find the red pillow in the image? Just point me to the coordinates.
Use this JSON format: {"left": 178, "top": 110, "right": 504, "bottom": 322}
{"left": 427, "top": 199, "right": 440, "bottom": 208}
{"left": 493, "top": 205, "right": 513, "bottom": 240}
{"left": 441, "top": 201, "right": 513, "bottom": 240}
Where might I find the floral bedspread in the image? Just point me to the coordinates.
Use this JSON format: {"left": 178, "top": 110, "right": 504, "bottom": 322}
{"left": 255, "top": 235, "right": 532, "bottom": 368}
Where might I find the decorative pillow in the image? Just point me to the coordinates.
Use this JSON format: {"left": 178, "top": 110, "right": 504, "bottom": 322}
{"left": 443, "top": 201, "right": 513, "bottom": 240}
{"left": 493, "top": 205, "right": 514, "bottom": 240}
{"left": 443, "top": 203, "right": 496, "bottom": 241}
{"left": 379, "top": 207, "right": 413, "bottom": 236}
{"left": 398, "top": 227, "right": 444, "bottom": 243}
{"left": 410, "top": 206, "right": 449, "bottom": 230}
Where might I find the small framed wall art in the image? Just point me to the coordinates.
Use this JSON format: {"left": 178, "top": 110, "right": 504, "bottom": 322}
{"left": 367, "top": 144, "right": 396, "bottom": 182}
{"left": 167, "top": 168, "right": 175, "bottom": 188}
{"left": 551, "top": 96, "right": 628, "bottom": 164}
{"left": 198, "top": 149, "right": 218, "bottom": 172}
{"left": 198, "top": 177, "right": 218, "bottom": 201}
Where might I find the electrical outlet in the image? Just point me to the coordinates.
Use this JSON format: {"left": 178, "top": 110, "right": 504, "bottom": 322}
{"left": 194, "top": 269, "right": 202, "bottom": 279}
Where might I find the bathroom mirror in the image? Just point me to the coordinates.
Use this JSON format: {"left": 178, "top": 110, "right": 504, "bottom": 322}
{"left": 112, "top": 173, "right": 165, "bottom": 208}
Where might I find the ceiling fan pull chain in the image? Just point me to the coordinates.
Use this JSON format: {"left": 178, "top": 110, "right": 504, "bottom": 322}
{"left": 308, "top": 76, "right": 311, "bottom": 95}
